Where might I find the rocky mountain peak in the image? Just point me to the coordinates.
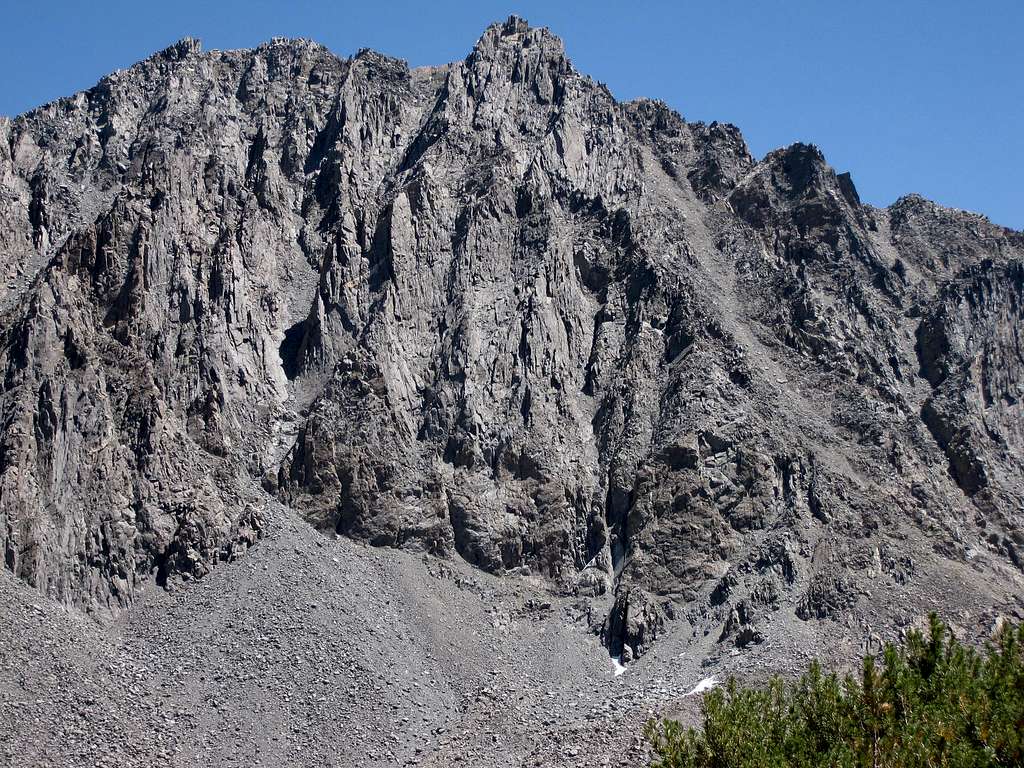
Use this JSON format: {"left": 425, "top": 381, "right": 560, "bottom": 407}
{"left": 474, "top": 15, "right": 567, "bottom": 57}
{"left": 0, "top": 19, "right": 1020, "bottom": 677}
{"left": 157, "top": 37, "right": 202, "bottom": 62}
{"left": 465, "top": 16, "right": 574, "bottom": 104}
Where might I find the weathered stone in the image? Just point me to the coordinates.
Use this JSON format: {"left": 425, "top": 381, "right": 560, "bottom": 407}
{"left": 0, "top": 18, "right": 1021, "bottom": 664}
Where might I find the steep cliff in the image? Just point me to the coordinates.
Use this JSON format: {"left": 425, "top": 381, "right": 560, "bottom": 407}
{"left": 0, "top": 19, "right": 1021, "bottom": 666}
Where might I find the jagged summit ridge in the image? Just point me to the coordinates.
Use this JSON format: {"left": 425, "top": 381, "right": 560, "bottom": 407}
{"left": 0, "top": 18, "right": 1020, "bottom": 673}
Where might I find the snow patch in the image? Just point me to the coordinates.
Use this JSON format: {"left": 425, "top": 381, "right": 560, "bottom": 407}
{"left": 611, "top": 656, "right": 627, "bottom": 677}
{"left": 683, "top": 676, "right": 718, "bottom": 697}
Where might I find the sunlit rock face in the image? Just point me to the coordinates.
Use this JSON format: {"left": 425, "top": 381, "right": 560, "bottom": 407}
{"left": 0, "top": 18, "right": 1021, "bottom": 657}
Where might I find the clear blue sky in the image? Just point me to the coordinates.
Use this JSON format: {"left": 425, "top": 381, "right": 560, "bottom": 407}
{"left": 1, "top": 0, "right": 1020, "bottom": 229}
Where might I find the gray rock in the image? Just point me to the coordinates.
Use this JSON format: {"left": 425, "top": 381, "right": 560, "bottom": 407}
{"left": 0, "top": 17, "right": 1021, "bottom": 673}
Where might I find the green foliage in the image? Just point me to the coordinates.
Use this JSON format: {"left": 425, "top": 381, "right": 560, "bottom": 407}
{"left": 645, "top": 615, "right": 1024, "bottom": 768}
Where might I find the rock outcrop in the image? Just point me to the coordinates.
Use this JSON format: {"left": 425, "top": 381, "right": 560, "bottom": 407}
{"left": 0, "top": 18, "right": 1021, "bottom": 660}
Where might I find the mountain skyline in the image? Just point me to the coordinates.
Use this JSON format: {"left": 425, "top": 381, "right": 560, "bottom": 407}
{"left": 0, "top": 15, "right": 1021, "bottom": 767}
{"left": 2, "top": 1, "right": 1021, "bottom": 230}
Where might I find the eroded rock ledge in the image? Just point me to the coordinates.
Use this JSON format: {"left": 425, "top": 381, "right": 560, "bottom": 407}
{"left": 0, "top": 18, "right": 1021, "bottom": 657}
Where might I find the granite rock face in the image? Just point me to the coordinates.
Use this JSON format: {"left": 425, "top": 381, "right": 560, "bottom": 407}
{"left": 0, "top": 18, "right": 1021, "bottom": 657}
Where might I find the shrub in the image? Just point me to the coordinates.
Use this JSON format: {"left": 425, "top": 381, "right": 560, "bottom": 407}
{"left": 645, "top": 615, "right": 1023, "bottom": 767}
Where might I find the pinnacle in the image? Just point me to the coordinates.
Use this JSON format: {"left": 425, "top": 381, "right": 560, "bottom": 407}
{"left": 157, "top": 37, "right": 202, "bottom": 62}
{"left": 472, "top": 15, "right": 567, "bottom": 60}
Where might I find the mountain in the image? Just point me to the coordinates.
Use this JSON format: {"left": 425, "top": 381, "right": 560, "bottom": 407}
{"left": 0, "top": 17, "right": 1022, "bottom": 767}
